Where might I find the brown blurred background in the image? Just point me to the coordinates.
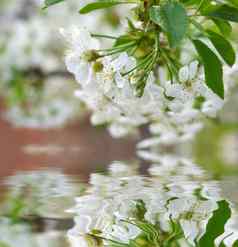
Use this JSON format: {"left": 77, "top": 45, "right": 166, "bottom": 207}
{"left": 0, "top": 101, "right": 137, "bottom": 180}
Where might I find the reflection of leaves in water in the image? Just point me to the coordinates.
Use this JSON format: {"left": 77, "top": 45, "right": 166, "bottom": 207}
{"left": 233, "top": 240, "right": 238, "bottom": 247}
{"left": 198, "top": 200, "right": 231, "bottom": 247}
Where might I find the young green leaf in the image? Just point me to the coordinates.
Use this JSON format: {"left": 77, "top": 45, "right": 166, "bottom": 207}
{"left": 198, "top": 200, "right": 231, "bottom": 247}
{"left": 193, "top": 39, "right": 224, "bottom": 99}
{"left": 212, "top": 19, "right": 232, "bottom": 36}
{"left": 43, "top": 0, "right": 64, "bottom": 8}
{"left": 149, "top": 6, "right": 162, "bottom": 25}
{"left": 206, "top": 30, "right": 236, "bottom": 66}
{"left": 202, "top": 4, "right": 238, "bottom": 23}
{"left": 149, "top": 2, "right": 188, "bottom": 48}
{"left": 79, "top": 1, "right": 125, "bottom": 14}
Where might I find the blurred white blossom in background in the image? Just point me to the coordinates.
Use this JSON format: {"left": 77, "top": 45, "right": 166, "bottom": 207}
{"left": 0, "top": 0, "right": 129, "bottom": 128}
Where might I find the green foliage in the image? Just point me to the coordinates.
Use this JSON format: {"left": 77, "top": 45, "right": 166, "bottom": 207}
{"left": 201, "top": 4, "right": 238, "bottom": 23}
{"left": 212, "top": 19, "right": 232, "bottom": 36}
{"left": 233, "top": 240, "right": 238, "bottom": 247}
{"left": 149, "top": 2, "right": 188, "bottom": 48}
{"left": 197, "top": 200, "right": 231, "bottom": 247}
{"left": 133, "top": 220, "right": 161, "bottom": 245}
{"left": 193, "top": 39, "right": 224, "bottom": 99}
{"left": 6, "top": 197, "right": 26, "bottom": 223}
{"left": 135, "top": 199, "right": 147, "bottom": 221}
{"left": 7, "top": 69, "right": 27, "bottom": 106}
{"left": 43, "top": 0, "right": 64, "bottom": 9}
{"left": 79, "top": 1, "right": 132, "bottom": 14}
{"left": 206, "top": 30, "right": 236, "bottom": 66}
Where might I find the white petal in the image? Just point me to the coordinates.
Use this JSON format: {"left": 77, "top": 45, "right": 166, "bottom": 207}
{"left": 189, "top": 61, "right": 199, "bottom": 80}
{"left": 179, "top": 66, "right": 189, "bottom": 83}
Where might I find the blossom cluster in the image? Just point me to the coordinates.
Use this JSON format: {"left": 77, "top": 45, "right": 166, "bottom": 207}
{"left": 67, "top": 160, "right": 237, "bottom": 247}
{"left": 63, "top": 26, "right": 226, "bottom": 143}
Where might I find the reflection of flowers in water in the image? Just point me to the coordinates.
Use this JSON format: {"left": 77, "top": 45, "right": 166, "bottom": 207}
{"left": 0, "top": 169, "right": 81, "bottom": 246}
{"left": 217, "top": 214, "right": 238, "bottom": 246}
{"left": 67, "top": 160, "right": 237, "bottom": 247}
{"left": 0, "top": 217, "right": 68, "bottom": 247}
{"left": 139, "top": 151, "right": 205, "bottom": 178}
{"left": 3, "top": 169, "right": 81, "bottom": 218}
{"left": 0, "top": 161, "right": 238, "bottom": 246}
{"left": 0, "top": 218, "right": 35, "bottom": 247}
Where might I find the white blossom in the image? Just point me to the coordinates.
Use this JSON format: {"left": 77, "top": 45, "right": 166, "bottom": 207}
{"left": 62, "top": 27, "right": 226, "bottom": 143}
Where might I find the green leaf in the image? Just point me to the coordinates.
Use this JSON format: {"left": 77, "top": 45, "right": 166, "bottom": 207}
{"left": 197, "top": 0, "right": 211, "bottom": 11}
{"left": 149, "top": 6, "right": 162, "bottom": 26}
{"left": 224, "top": 0, "right": 238, "bottom": 8}
{"left": 180, "top": 0, "right": 201, "bottom": 7}
{"left": 206, "top": 30, "right": 236, "bottom": 66}
{"left": 79, "top": 1, "right": 125, "bottom": 14}
{"left": 202, "top": 4, "right": 238, "bottom": 23}
{"left": 233, "top": 240, "right": 238, "bottom": 247}
{"left": 135, "top": 199, "right": 147, "bottom": 221}
{"left": 149, "top": 2, "right": 188, "bottom": 48}
{"left": 193, "top": 39, "right": 224, "bottom": 99}
{"left": 43, "top": 0, "right": 64, "bottom": 8}
{"left": 133, "top": 220, "right": 160, "bottom": 244}
{"left": 198, "top": 200, "right": 231, "bottom": 247}
{"left": 212, "top": 19, "right": 232, "bottom": 36}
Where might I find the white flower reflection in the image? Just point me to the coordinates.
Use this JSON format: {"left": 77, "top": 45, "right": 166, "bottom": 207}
{"left": 0, "top": 217, "right": 68, "bottom": 247}
{"left": 67, "top": 159, "right": 238, "bottom": 247}
{"left": 3, "top": 169, "right": 80, "bottom": 217}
